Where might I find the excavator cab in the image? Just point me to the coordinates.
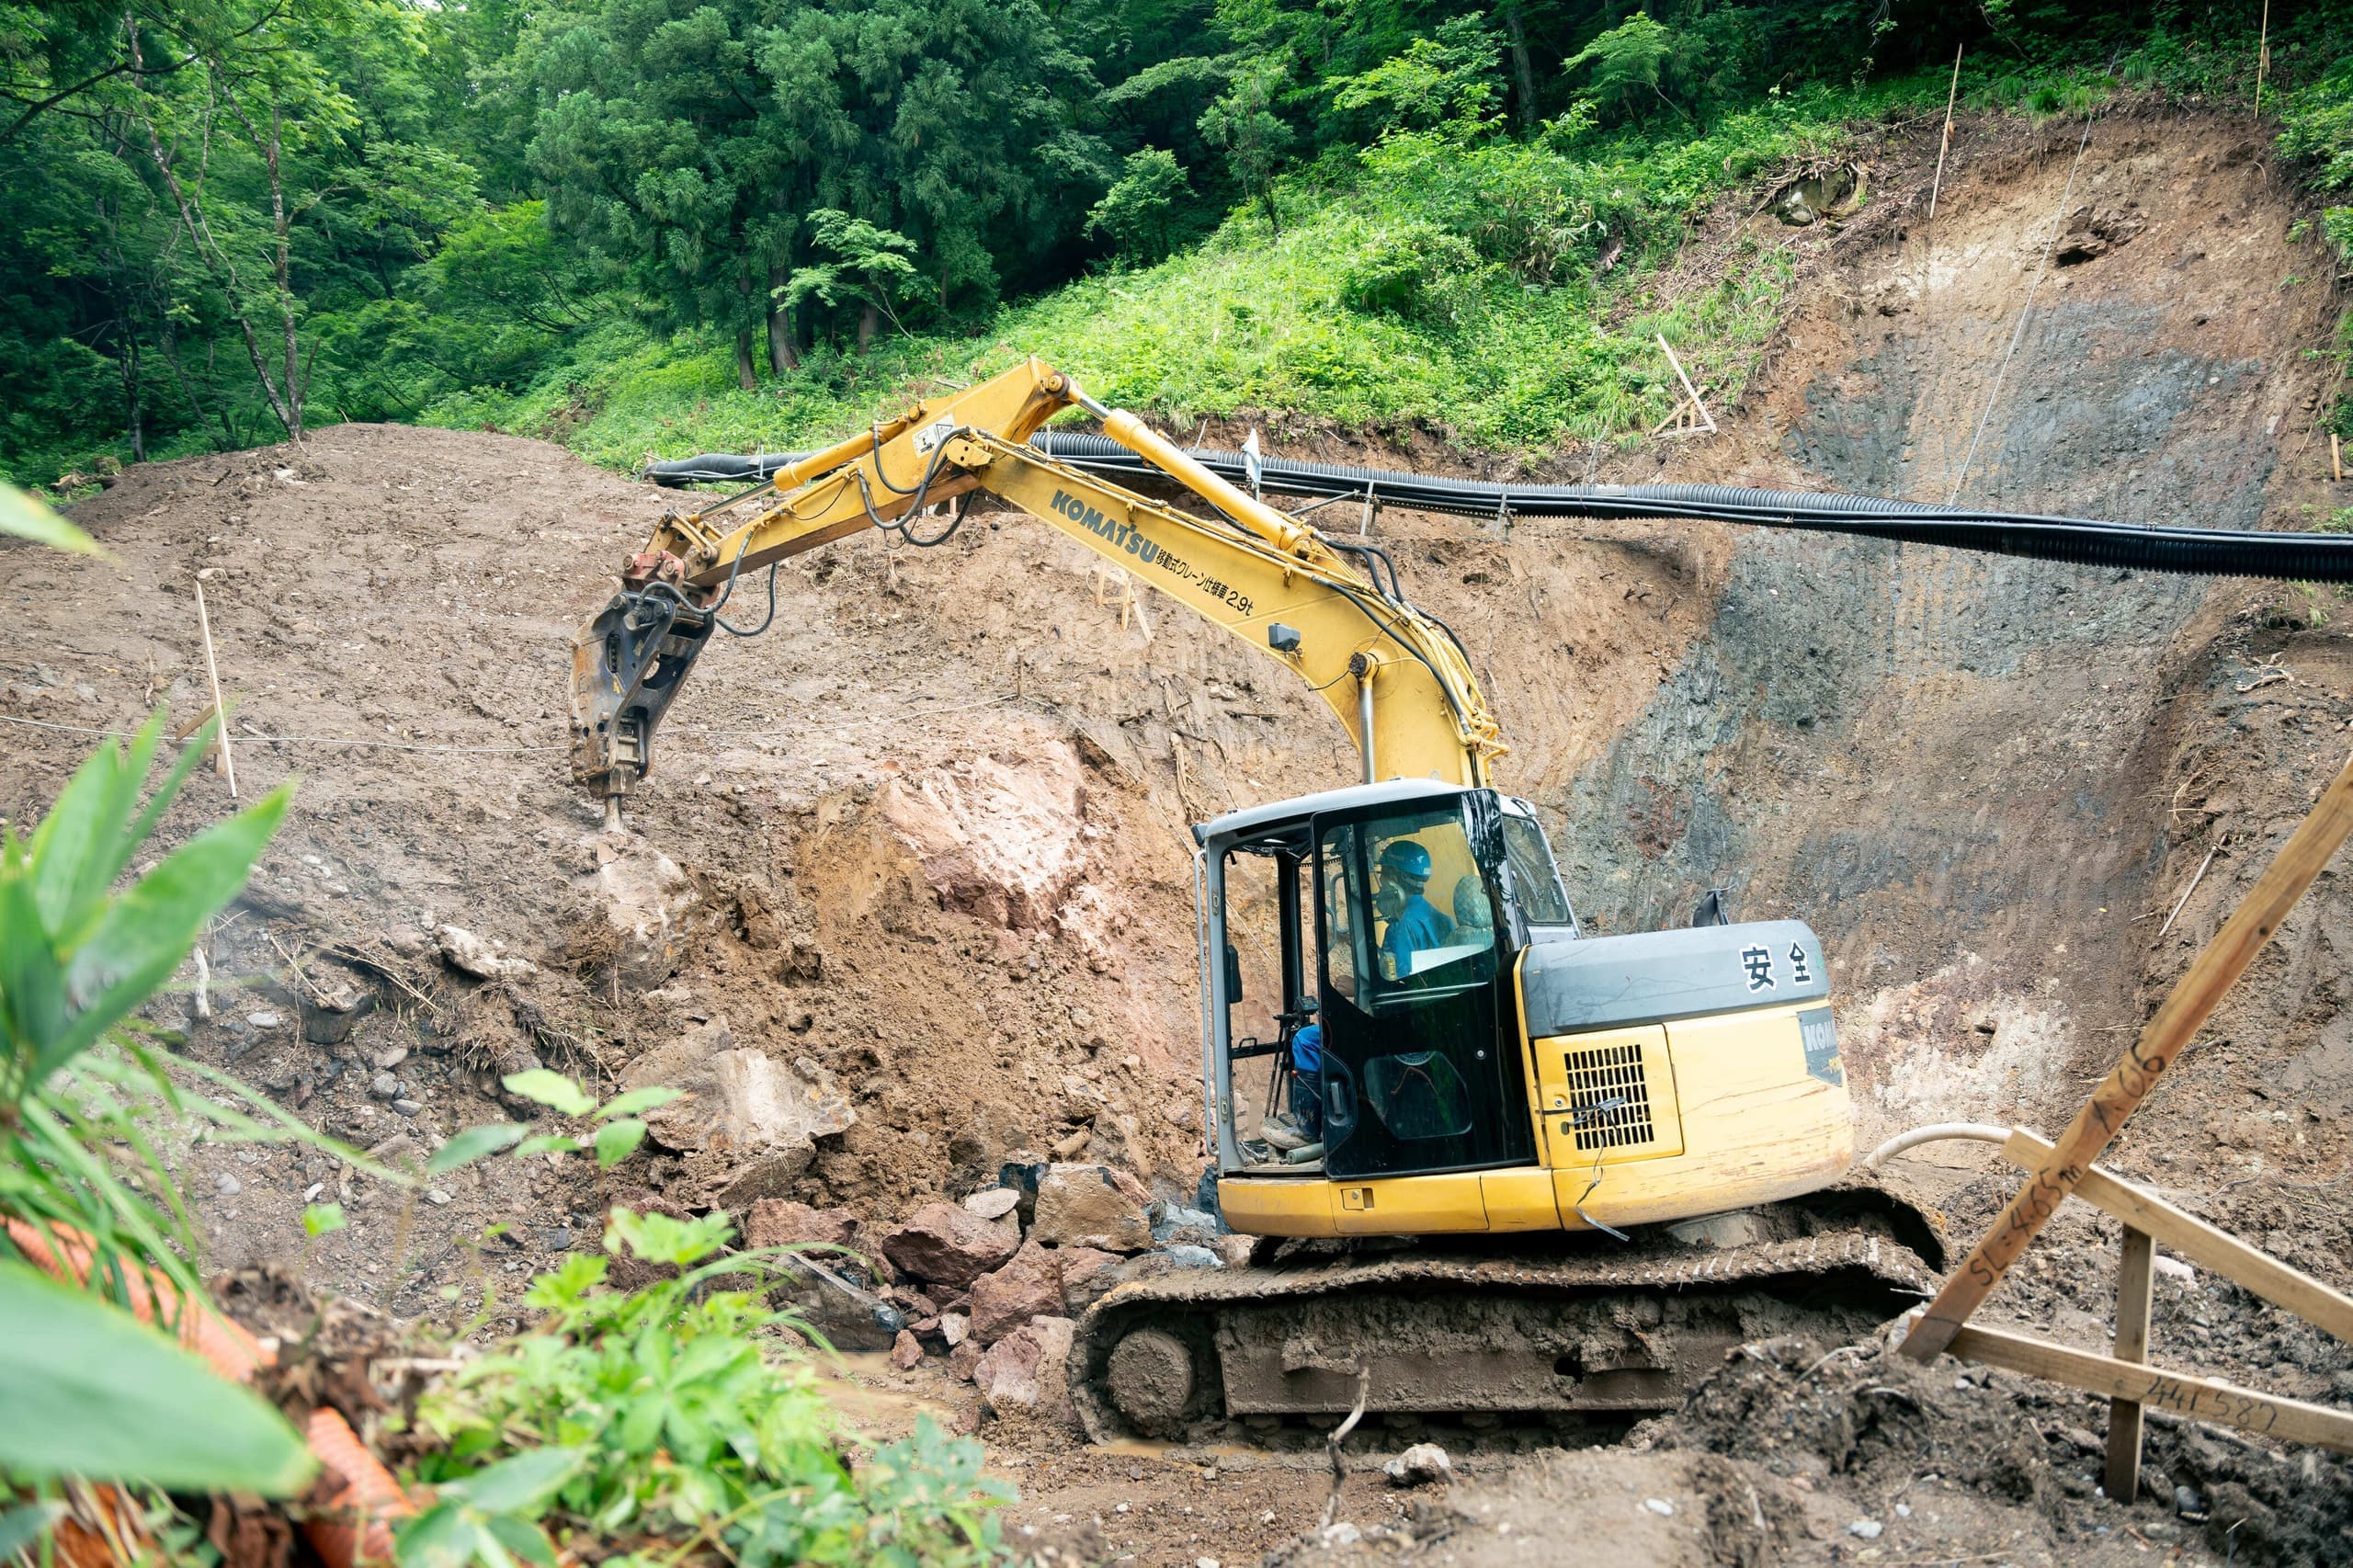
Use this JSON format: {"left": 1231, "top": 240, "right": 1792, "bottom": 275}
{"left": 1200, "top": 779, "right": 1863, "bottom": 1243}
{"left": 1201, "top": 781, "right": 1566, "bottom": 1183}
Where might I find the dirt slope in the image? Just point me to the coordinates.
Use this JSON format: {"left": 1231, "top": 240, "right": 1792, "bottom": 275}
{"left": 7, "top": 102, "right": 2352, "bottom": 1564}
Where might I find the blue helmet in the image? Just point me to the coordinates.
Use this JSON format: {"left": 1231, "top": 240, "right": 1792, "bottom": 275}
{"left": 1378, "top": 839, "right": 1433, "bottom": 883}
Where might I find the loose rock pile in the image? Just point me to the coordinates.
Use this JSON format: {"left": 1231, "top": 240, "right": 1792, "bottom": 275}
{"left": 750, "top": 1157, "right": 1235, "bottom": 1432}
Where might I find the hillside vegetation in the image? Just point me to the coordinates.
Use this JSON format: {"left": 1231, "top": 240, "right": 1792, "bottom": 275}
{"left": 6, "top": 1, "right": 2352, "bottom": 488}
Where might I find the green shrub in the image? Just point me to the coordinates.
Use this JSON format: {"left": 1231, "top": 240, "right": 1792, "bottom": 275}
{"left": 0, "top": 708, "right": 322, "bottom": 1513}
{"left": 404, "top": 1208, "right": 1008, "bottom": 1566}
{"left": 1337, "top": 221, "right": 1486, "bottom": 321}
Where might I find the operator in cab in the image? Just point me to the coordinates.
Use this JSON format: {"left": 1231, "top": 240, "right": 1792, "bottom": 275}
{"left": 1377, "top": 839, "right": 1454, "bottom": 977}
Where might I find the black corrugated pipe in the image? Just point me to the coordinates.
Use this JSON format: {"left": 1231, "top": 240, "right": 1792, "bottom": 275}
{"left": 644, "top": 435, "right": 2353, "bottom": 584}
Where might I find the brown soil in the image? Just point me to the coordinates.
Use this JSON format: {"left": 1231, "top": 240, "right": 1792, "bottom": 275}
{"left": 10, "top": 101, "right": 2353, "bottom": 1565}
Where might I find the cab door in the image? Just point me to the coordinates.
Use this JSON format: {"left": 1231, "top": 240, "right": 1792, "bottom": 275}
{"left": 1311, "top": 796, "right": 1537, "bottom": 1180}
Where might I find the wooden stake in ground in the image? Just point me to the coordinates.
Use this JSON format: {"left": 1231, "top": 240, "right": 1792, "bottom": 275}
{"left": 2254, "top": 0, "right": 2271, "bottom": 126}
{"left": 193, "top": 578, "right": 238, "bottom": 799}
{"left": 1902, "top": 750, "right": 2353, "bottom": 1361}
{"left": 2103, "top": 1226, "right": 2154, "bottom": 1502}
{"left": 1927, "top": 42, "right": 1963, "bottom": 223}
{"left": 1654, "top": 334, "right": 1716, "bottom": 434}
{"left": 2333, "top": 432, "right": 2343, "bottom": 483}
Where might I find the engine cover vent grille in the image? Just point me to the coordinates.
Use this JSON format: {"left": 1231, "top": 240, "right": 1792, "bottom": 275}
{"left": 1563, "top": 1040, "right": 1656, "bottom": 1152}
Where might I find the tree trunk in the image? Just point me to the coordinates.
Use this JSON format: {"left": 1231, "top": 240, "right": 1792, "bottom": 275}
{"left": 767, "top": 268, "right": 799, "bottom": 372}
{"left": 123, "top": 21, "right": 301, "bottom": 440}
{"left": 857, "top": 301, "right": 879, "bottom": 355}
{"left": 734, "top": 324, "right": 758, "bottom": 390}
{"left": 261, "top": 101, "right": 303, "bottom": 437}
{"left": 1503, "top": 2, "right": 1538, "bottom": 131}
{"left": 121, "top": 331, "right": 144, "bottom": 462}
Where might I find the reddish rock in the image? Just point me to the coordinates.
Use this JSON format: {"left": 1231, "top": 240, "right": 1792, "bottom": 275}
{"left": 969, "top": 1240, "right": 1063, "bottom": 1346}
{"left": 890, "top": 1329, "right": 924, "bottom": 1371}
{"left": 972, "top": 1315, "right": 1078, "bottom": 1428}
{"left": 947, "top": 1339, "right": 983, "bottom": 1381}
{"left": 1029, "top": 1164, "right": 1153, "bottom": 1252}
{"left": 881, "top": 1201, "right": 1021, "bottom": 1287}
{"left": 743, "top": 1199, "right": 859, "bottom": 1253}
{"left": 1056, "top": 1246, "right": 1125, "bottom": 1316}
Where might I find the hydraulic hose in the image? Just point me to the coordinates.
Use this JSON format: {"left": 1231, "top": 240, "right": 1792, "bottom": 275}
{"left": 646, "top": 435, "right": 2353, "bottom": 584}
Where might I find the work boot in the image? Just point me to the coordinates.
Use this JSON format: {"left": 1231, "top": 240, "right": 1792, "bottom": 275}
{"left": 1257, "top": 1116, "right": 1308, "bottom": 1153}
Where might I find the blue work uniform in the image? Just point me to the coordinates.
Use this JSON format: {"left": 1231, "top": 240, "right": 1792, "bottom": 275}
{"left": 1381, "top": 893, "right": 1455, "bottom": 974}
{"left": 1289, "top": 1022, "right": 1324, "bottom": 1138}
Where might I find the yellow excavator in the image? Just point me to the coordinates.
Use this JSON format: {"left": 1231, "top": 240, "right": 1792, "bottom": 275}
{"left": 571, "top": 358, "right": 1938, "bottom": 1440}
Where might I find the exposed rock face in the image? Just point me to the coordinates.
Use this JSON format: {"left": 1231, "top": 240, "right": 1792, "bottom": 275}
{"left": 2054, "top": 203, "right": 2145, "bottom": 266}
{"left": 972, "top": 1315, "right": 1078, "bottom": 1427}
{"left": 627, "top": 1018, "right": 855, "bottom": 1210}
{"left": 743, "top": 1199, "right": 860, "bottom": 1253}
{"left": 877, "top": 741, "right": 1087, "bottom": 930}
{"left": 1029, "top": 1163, "right": 1153, "bottom": 1252}
{"left": 968, "top": 1240, "right": 1063, "bottom": 1346}
{"left": 881, "top": 1200, "right": 1021, "bottom": 1287}
{"left": 586, "top": 838, "right": 698, "bottom": 988}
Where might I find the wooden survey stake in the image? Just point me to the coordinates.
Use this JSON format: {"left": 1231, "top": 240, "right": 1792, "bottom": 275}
{"left": 1949, "top": 1324, "right": 2353, "bottom": 1456}
{"left": 1903, "top": 750, "right": 2353, "bottom": 1361}
{"left": 193, "top": 579, "right": 238, "bottom": 799}
{"left": 2105, "top": 1227, "right": 2154, "bottom": 1500}
{"left": 1654, "top": 334, "right": 1717, "bottom": 436}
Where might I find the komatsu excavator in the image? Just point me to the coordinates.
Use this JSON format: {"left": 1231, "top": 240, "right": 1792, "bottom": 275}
{"left": 571, "top": 358, "right": 1939, "bottom": 1440}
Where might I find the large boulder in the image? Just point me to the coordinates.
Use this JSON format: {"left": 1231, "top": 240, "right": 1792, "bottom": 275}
{"left": 585, "top": 839, "right": 699, "bottom": 989}
{"left": 743, "top": 1199, "right": 860, "bottom": 1254}
{"left": 626, "top": 1018, "right": 855, "bottom": 1210}
{"left": 876, "top": 737, "right": 1087, "bottom": 930}
{"left": 881, "top": 1201, "right": 1021, "bottom": 1288}
{"left": 972, "top": 1315, "right": 1078, "bottom": 1428}
{"left": 968, "top": 1240, "right": 1063, "bottom": 1346}
{"left": 1029, "top": 1164, "right": 1153, "bottom": 1252}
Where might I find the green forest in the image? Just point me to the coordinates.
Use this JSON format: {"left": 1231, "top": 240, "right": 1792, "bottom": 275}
{"left": 6, "top": 0, "right": 2352, "bottom": 487}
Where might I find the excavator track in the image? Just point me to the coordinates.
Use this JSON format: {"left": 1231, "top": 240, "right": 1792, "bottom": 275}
{"left": 1068, "top": 1209, "right": 1936, "bottom": 1445}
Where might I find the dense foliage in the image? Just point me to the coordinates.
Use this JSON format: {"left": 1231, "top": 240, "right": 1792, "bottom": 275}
{"left": 404, "top": 1207, "right": 1007, "bottom": 1566}
{"left": 6, "top": 0, "right": 2353, "bottom": 481}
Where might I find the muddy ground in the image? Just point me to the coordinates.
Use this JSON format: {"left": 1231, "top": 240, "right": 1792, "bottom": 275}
{"left": 9, "top": 100, "right": 2353, "bottom": 1563}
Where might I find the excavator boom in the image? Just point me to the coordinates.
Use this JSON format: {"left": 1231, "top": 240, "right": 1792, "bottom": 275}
{"left": 569, "top": 358, "right": 1504, "bottom": 823}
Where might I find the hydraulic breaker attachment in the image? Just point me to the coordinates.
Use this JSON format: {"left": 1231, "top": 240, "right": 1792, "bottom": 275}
{"left": 570, "top": 552, "right": 716, "bottom": 828}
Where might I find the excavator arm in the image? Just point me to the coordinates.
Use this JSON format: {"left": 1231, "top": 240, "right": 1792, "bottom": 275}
{"left": 571, "top": 358, "right": 1506, "bottom": 822}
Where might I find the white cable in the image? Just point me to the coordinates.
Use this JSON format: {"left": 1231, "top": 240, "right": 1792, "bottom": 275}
{"left": 1945, "top": 96, "right": 2102, "bottom": 504}
{"left": 1863, "top": 1121, "right": 2013, "bottom": 1168}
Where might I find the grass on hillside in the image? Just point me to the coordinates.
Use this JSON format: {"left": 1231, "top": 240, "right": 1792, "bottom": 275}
{"left": 421, "top": 90, "right": 1872, "bottom": 468}
{"left": 426, "top": 30, "right": 2307, "bottom": 476}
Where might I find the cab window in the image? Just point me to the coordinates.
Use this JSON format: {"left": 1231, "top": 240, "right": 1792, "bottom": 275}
{"left": 1498, "top": 810, "right": 1574, "bottom": 928}
{"left": 1318, "top": 806, "right": 1497, "bottom": 1005}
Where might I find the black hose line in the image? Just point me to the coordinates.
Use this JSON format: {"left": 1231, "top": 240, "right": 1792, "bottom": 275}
{"left": 645, "top": 436, "right": 2353, "bottom": 585}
